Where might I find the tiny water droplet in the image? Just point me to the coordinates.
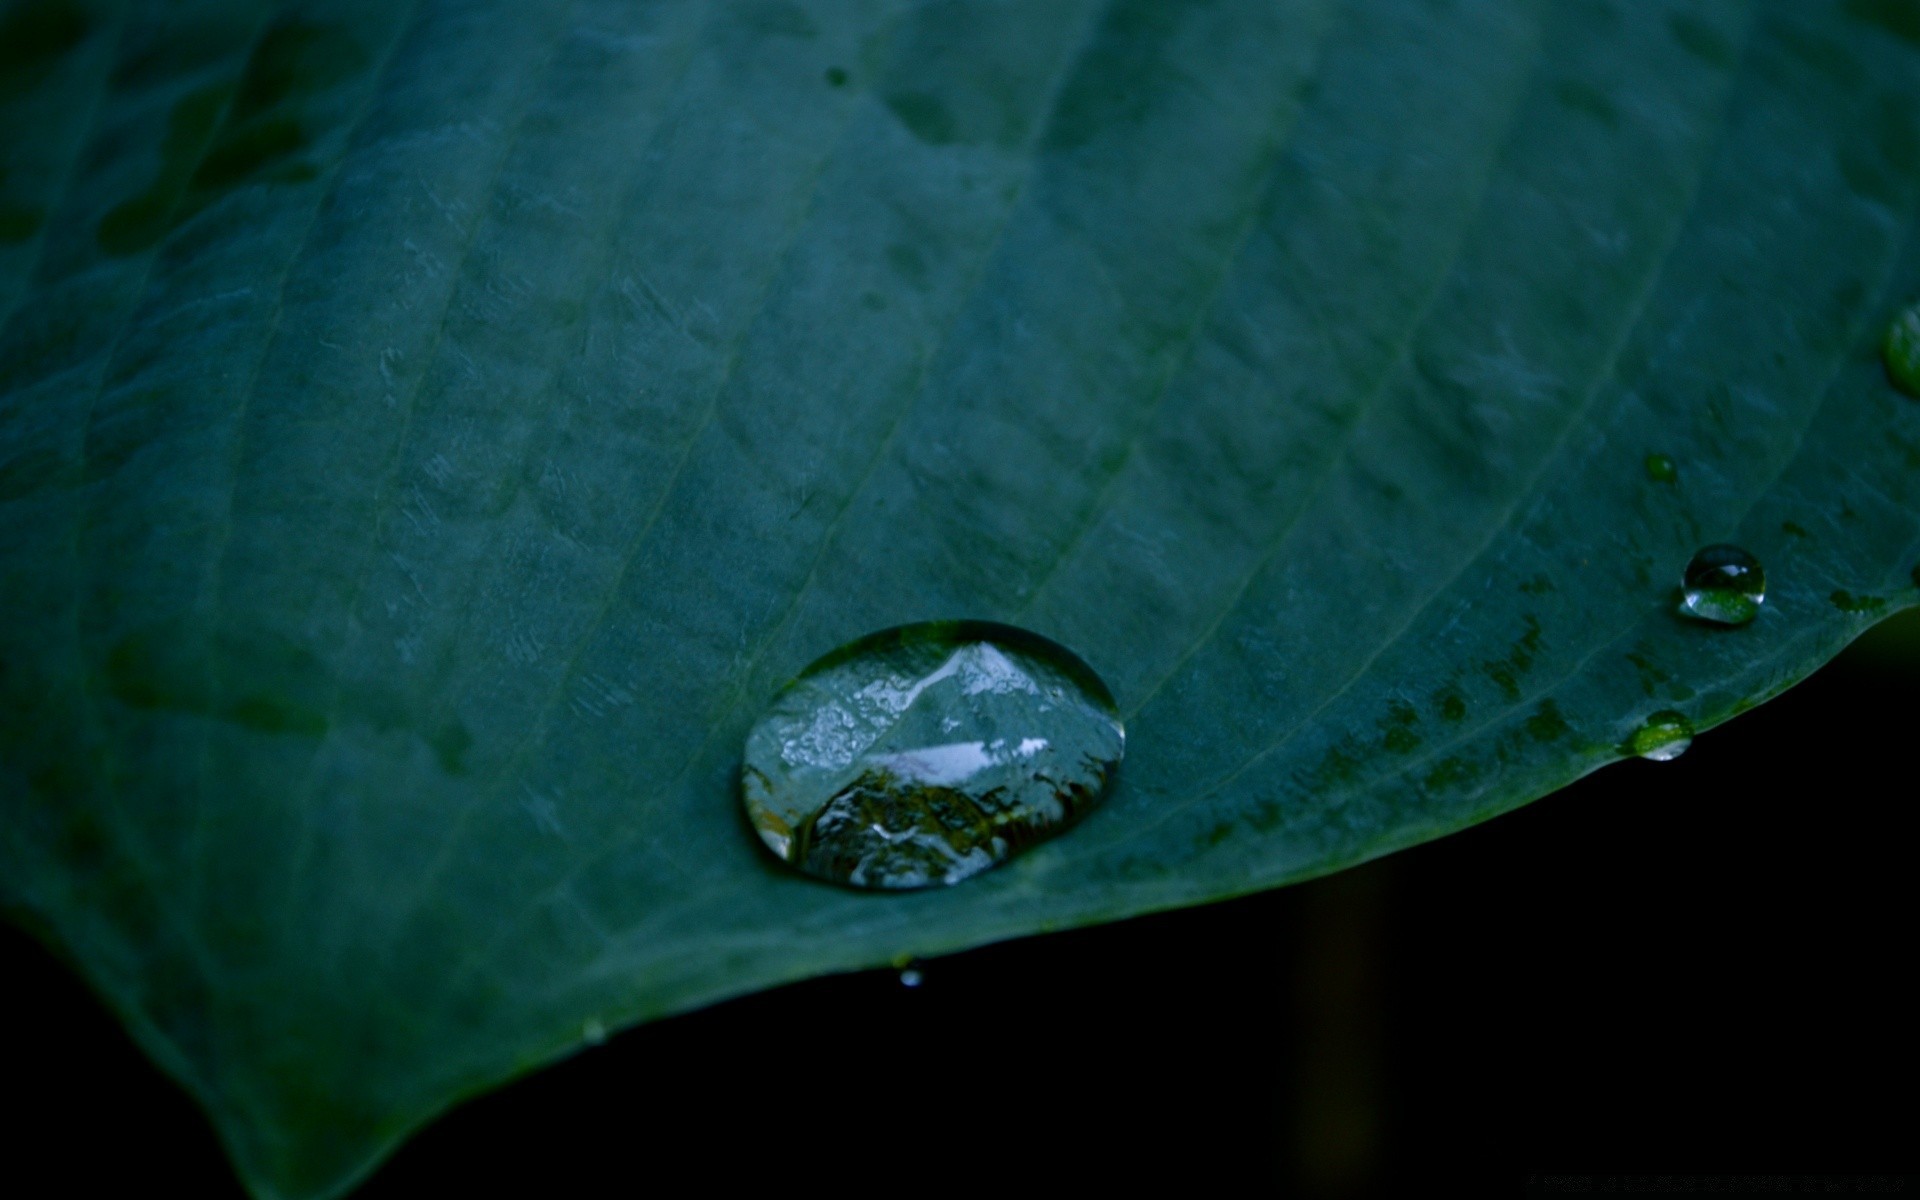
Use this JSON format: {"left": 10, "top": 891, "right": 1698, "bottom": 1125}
{"left": 1630, "top": 710, "right": 1693, "bottom": 761}
{"left": 1678, "top": 544, "right": 1765, "bottom": 625}
{"left": 741, "top": 621, "right": 1124, "bottom": 890}
{"left": 1645, "top": 453, "right": 1678, "bottom": 484}
{"left": 898, "top": 967, "right": 924, "bottom": 988}
{"left": 1885, "top": 302, "right": 1920, "bottom": 398}
{"left": 582, "top": 1018, "right": 607, "bottom": 1045}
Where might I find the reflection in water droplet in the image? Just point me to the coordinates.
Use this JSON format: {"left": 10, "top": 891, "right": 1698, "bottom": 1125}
{"left": 1631, "top": 710, "right": 1693, "bottom": 761}
{"left": 1885, "top": 302, "right": 1920, "bottom": 398}
{"left": 898, "top": 967, "right": 924, "bottom": 988}
{"left": 742, "top": 621, "right": 1124, "bottom": 890}
{"left": 1678, "top": 544, "right": 1765, "bottom": 625}
{"left": 1645, "top": 453, "right": 1678, "bottom": 484}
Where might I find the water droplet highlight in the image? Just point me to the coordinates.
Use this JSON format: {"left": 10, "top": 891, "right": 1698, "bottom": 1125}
{"left": 898, "top": 967, "right": 924, "bottom": 988}
{"left": 742, "top": 621, "right": 1124, "bottom": 890}
{"left": 1885, "top": 302, "right": 1920, "bottom": 398}
{"left": 1645, "top": 453, "right": 1678, "bottom": 484}
{"left": 1678, "top": 544, "right": 1765, "bottom": 626}
{"left": 1630, "top": 710, "right": 1693, "bottom": 761}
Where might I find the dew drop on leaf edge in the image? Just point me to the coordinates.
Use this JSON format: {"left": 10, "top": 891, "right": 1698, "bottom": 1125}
{"left": 1678, "top": 544, "right": 1765, "bottom": 626}
{"left": 1885, "top": 302, "right": 1920, "bottom": 398}
{"left": 1630, "top": 710, "right": 1694, "bottom": 761}
{"left": 740, "top": 621, "right": 1125, "bottom": 891}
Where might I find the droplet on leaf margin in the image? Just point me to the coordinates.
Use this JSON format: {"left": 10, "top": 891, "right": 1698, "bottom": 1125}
{"left": 1630, "top": 710, "right": 1694, "bottom": 761}
{"left": 741, "top": 621, "right": 1124, "bottom": 890}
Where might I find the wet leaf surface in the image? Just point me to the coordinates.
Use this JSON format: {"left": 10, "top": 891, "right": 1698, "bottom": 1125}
{"left": 3, "top": 2, "right": 1918, "bottom": 1194}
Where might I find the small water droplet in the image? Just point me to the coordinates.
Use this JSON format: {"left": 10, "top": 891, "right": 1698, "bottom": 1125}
{"left": 1630, "top": 710, "right": 1693, "bottom": 761}
{"left": 1645, "top": 453, "right": 1678, "bottom": 484}
{"left": 742, "top": 621, "right": 1124, "bottom": 890}
{"left": 582, "top": 1018, "right": 607, "bottom": 1045}
{"left": 1678, "top": 544, "right": 1765, "bottom": 625}
{"left": 898, "top": 967, "right": 924, "bottom": 988}
{"left": 1885, "top": 302, "right": 1920, "bottom": 398}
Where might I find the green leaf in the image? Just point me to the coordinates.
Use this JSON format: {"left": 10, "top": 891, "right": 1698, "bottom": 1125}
{"left": 3, "top": 0, "right": 1918, "bottom": 1194}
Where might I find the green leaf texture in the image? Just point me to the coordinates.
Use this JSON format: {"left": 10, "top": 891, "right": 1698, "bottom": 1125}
{"left": 3, "top": 0, "right": 1918, "bottom": 1194}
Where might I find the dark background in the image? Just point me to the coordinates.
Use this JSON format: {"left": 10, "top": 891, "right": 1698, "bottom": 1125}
{"left": 7, "top": 618, "right": 1915, "bottom": 1197}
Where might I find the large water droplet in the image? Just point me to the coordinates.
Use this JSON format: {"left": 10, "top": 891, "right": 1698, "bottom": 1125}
{"left": 741, "top": 621, "right": 1124, "bottom": 890}
{"left": 1678, "top": 544, "right": 1765, "bottom": 625}
{"left": 1630, "top": 710, "right": 1693, "bottom": 761}
{"left": 1885, "top": 302, "right": 1920, "bottom": 398}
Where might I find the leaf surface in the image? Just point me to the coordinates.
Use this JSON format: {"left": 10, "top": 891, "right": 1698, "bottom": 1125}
{"left": 2, "top": 1, "right": 1918, "bottom": 1194}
